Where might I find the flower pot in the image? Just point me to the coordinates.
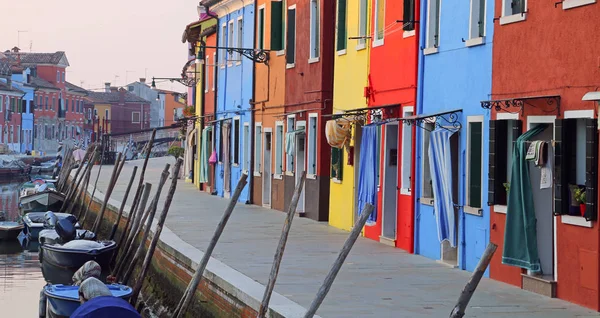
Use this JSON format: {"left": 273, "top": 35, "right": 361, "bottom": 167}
{"left": 580, "top": 203, "right": 586, "bottom": 217}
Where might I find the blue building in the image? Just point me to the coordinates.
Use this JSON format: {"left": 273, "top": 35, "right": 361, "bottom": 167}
{"left": 413, "top": 0, "right": 494, "bottom": 274}
{"left": 11, "top": 68, "right": 35, "bottom": 153}
{"left": 208, "top": 0, "right": 255, "bottom": 202}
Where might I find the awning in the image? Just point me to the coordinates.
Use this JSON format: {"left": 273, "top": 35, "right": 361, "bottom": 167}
{"left": 480, "top": 95, "right": 560, "bottom": 115}
{"left": 582, "top": 92, "right": 600, "bottom": 101}
{"left": 285, "top": 128, "right": 305, "bottom": 154}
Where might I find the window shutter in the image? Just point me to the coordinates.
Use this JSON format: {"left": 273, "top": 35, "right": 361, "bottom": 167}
{"left": 403, "top": 0, "right": 415, "bottom": 31}
{"left": 286, "top": 9, "right": 296, "bottom": 64}
{"left": 488, "top": 120, "right": 504, "bottom": 206}
{"left": 337, "top": 0, "right": 347, "bottom": 51}
{"left": 478, "top": 0, "right": 485, "bottom": 37}
{"left": 585, "top": 118, "right": 598, "bottom": 221}
{"left": 554, "top": 119, "right": 570, "bottom": 215}
{"left": 270, "top": 1, "right": 283, "bottom": 51}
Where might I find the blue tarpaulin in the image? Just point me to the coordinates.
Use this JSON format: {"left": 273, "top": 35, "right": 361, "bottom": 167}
{"left": 357, "top": 126, "right": 378, "bottom": 225}
{"left": 70, "top": 296, "right": 140, "bottom": 317}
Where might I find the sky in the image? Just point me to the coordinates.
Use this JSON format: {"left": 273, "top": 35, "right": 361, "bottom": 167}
{"left": 0, "top": 0, "right": 199, "bottom": 93}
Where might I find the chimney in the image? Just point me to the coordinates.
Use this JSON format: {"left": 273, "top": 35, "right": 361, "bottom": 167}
{"left": 110, "top": 86, "right": 118, "bottom": 92}
{"left": 139, "top": 78, "right": 146, "bottom": 84}
{"left": 118, "top": 88, "right": 126, "bottom": 104}
{"left": 104, "top": 82, "right": 111, "bottom": 92}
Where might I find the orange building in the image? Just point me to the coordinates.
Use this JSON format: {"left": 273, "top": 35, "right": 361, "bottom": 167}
{"left": 157, "top": 89, "right": 186, "bottom": 127}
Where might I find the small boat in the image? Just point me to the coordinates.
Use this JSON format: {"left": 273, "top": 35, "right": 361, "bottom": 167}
{"left": 40, "top": 241, "right": 117, "bottom": 284}
{"left": 44, "top": 283, "right": 133, "bottom": 318}
{"left": 39, "top": 228, "right": 97, "bottom": 245}
{"left": 0, "top": 221, "right": 24, "bottom": 241}
{"left": 20, "top": 190, "right": 65, "bottom": 213}
{"left": 0, "top": 240, "right": 23, "bottom": 254}
{"left": 23, "top": 212, "right": 79, "bottom": 240}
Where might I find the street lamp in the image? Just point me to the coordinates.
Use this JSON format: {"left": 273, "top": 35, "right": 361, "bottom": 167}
{"left": 197, "top": 40, "right": 269, "bottom": 65}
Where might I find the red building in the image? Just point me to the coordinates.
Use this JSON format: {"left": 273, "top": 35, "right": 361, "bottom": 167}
{"left": 487, "top": 1, "right": 600, "bottom": 310}
{"left": 363, "top": 0, "right": 418, "bottom": 252}
{"left": 86, "top": 88, "right": 151, "bottom": 136}
{"left": 283, "top": 0, "right": 336, "bottom": 221}
{"left": 0, "top": 66, "right": 25, "bottom": 150}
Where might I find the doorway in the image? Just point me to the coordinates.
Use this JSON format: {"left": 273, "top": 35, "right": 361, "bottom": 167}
{"left": 263, "top": 130, "right": 272, "bottom": 208}
{"left": 381, "top": 124, "right": 398, "bottom": 243}
{"left": 441, "top": 132, "right": 459, "bottom": 267}
{"left": 295, "top": 129, "right": 306, "bottom": 214}
{"left": 527, "top": 118, "right": 555, "bottom": 279}
{"left": 354, "top": 126, "right": 363, "bottom": 224}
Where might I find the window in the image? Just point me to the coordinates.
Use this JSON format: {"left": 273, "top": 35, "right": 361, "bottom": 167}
{"left": 426, "top": 0, "right": 441, "bottom": 48}
{"left": 79, "top": 101, "right": 83, "bottom": 113}
{"left": 128, "top": 86, "right": 134, "bottom": 92}
{"left": 65, "top": 99, "right": 69, "bottom": 112}
{"left": 358, "top": 0, "right": 368, "bottom": 47}
{"left": 94, "top": 109, "right": 98, "bottom": 117}
{"left": 52, "top": 97, "right": 55, "bottom": 110}
{"left": 403, "top": 0, "right": 415, "bottom": 31}
{"left": 466, "top": 118, "right": 483, "bottom": 209}
{"left": 286, "top": 117, "right": 295, "bottom": 172}
{"left": 374, "top": 0, "right": 385, "bottom": 43}
{"left": 331, "top": 147, "right": 343, "bottom": 180}
{"left": 286, "top": 6, "right": 296, "bottom": 65}
{"left": 469, "top": 0, "right": 486, "bottom": 39}
{"left": 487, "top": 118, "right": 520, "bottom": 207}
{"left": 505, "top": 0, "right": 525, "bottom": 16}
{"left": 308, "top": 115, "right": 318, "bottom": 175}
{"left": 56, "top": 71, "right": 60, "bottom": 83}
{"left": 255, "top": 124, "right": 262, "bottom": 172}
{"left": 337, "top": 0, "right": 347, "bottom": 51}
{"left": 243, "top": 124, "right": 250, "bottom": 171}
{"left": 10, "top": 97, "right": 16, "bottom": 112}
{"left": 105, "top": 109, "right": 110, "bottom": 120}
{"left": 233, "top": 118, "right": 240, "bottom": 165}
{"left": 62, "top": 72, "right": 65, "bottom": 82}
{"left": 421, "top": 122, "right": 435, "bottom": 199}
{"left": 45, "top": 97, "right": 49, "bottom": 110}
{"left": 87, "top": 108, "right": 92, "bottom": 120}
{"left": 401, "top": 110, "right": 413, "bottom": 192}
{"left": 310, "top": 0, "right": 320, "bottom": 59}
{"left": 258, "top": 6, "right": 265, "bottom": 49}
{"left": 9, "top": 125, "right": 13, "bottom": 143}
{"left": 221, "top": 24, "right": 227, "bottom": 64}
{"left": 275, "top": 123, "right": 284, "bottom": 176}
{"left": 236, "top": 18, "right": 243, "bottom": 61}
{"left": 228, "top": 20, "right": 235, "bottom": 63}
{"left": 132, "top": 112, "right": 140, "bottom": 123}
{"left": 0, "top": 96, "right": 3, "bottom": 112}
{"left": 213, "top": 52, "right": 217, "bottom": 91}
{"left": 205, "top": 55, "right": 210, "bottom": 92}
{"left": 270, "top": 0, "right": 285, "bottom": 51}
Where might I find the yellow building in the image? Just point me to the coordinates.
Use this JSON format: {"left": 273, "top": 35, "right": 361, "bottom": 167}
{"left": 93, "top": 104, "right": 111, "bottom": 134}
{"left": 328, "top": 0, "right": 371, "bottom": 231}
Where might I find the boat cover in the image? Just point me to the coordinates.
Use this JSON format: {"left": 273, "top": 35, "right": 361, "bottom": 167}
{"left": 71, "top": 296, "right": 140, "bottom": 317}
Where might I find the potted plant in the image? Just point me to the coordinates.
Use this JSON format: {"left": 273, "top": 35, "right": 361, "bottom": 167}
{"left": 167, "top": 145, "right": 184, "bottom": 179}
{"left": 503, "top": 182, "right": 510, "bottom": 193}
{"left": 575, "top": 188, "right": 586, "bottom": 217}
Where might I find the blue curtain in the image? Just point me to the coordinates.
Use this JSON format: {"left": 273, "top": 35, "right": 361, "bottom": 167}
{"left": 429, "top": 128, "right": 458, "bottom": 247}
{"left": 358, "top": 126, "right": 378, "bottom": 225}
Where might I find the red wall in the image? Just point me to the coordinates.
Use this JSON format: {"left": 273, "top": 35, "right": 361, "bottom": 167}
{"left": 491, "top": 2, "right": 600, "bottom": 310}
{"left": 364, "top": 0, "right": 419, "bottom": 253}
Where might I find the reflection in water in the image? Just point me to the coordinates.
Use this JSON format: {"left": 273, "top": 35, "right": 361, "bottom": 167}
{"left": 0, "top": 182, "right": 45, "bottom": 317}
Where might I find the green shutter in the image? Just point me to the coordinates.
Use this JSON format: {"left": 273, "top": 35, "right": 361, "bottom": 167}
{"left": 554, "top": 119, "right": 570, "bottom": 215}
{"left": 286, "top": 8, "right": 296, "bottom": 64}
{"left": 488, "top": 120, "right": 509, "bottom": 206}
{"left": 270, "top": 1, "right": 283, "bottom": 51}
{"left": 585, "top": 118, "right": 598, "bottom": 221}
{"left": 469, "top": 122, "right": 483, "bottom": 208}
{"left": 259, "top": 9, "right": 265, "bottom": 49}
{"left": 337, "top": 0, "right": 347, "bottom": 51}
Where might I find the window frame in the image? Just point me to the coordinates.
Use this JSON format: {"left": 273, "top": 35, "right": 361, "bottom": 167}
{"left": 500, "top": 0, "right": 527, "bottom": 25}
{"left": 258, "top": 5, "right": 266, "bottom": 50}
{"left": 228, "top": 20, "right": 235, "bottom": 66}
{"left": 221, "top": 23, "right": 228, "bottom": 68}
{"left": 400, "top": 107, "right": 414, "bottom": 195}
{"left": 465, "top": 115, "right": 485, "bottom": 215}
{"left": 254, "top": 122, "right": 263, "bottom": 176}
{"left": 233, "top": 117, "right": 240, "bottom": 166}
{"left": 132, "top": 111, "right": 141, "bottom": 123}
{"left": 286, "top": 5, "right": 297, "bottom": 68}
{"left": 213, "top": 52, "right": 217, "bottom": 91}
{"left": 243, "top": 122, "right": 250, "bottom": 173}
{"left": 424, "top": 0, "right": 441, "bottom": 54}
{"left": 467, "top": 0, "right": 486, "bottom": 47}
{"left": 492, "top": 112, "right": 519, "bottom": 214}
{"left": 420, "top": 120, "right": 435, "bottom": 205}
{"left": 357, "top": 0, "right": 369, "bottom": 49}
{"left": 336, "top": 0, "right": 348, "bottom": 53}
{"left": 205, "top": 55, "right": 210, "bottom": 93}
{"left": 236, "top": 16, "right": 244, "bottom": 64}
{"left": 307, "top": 113, "right": 318, "bottom": 178}
{"left": 373, "top": 0, "right": 385, "bottom": 47}
{"left": 309, "top": 0, "right": 320, "bottom": 61}
{"left": 274, "top": 121, "right": 284, "bottom": 179}
{"left": 286, "top": 115, "right": 295, "bottom": 175}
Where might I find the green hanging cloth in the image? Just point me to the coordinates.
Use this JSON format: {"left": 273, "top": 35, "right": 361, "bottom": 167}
{"left": 502, "top": 123, "right": 548, "bottom": 272}
{"left": 199, "top": 126, "right": 211, "bottom": 183}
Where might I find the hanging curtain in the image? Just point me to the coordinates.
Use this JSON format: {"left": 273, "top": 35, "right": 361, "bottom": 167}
{"left": 502, "top": 123, "right": 548, "bottom": 272}
{"left": 285, "top": 128, "right": 305, "bottom": 154}
{"left": 199, "top": 126, "right": 211, "bottom": 183}
{"left": 222, "top": 122, "right": 231, "bottom": 193}
{"left": 357, "top": 126, "right": 378, "bottom": 225}
{"left": 429, "top": 128, "right": 458, "bottom": 247}
{"left": 184, "top": 128, "right": 196, "bottom": 179}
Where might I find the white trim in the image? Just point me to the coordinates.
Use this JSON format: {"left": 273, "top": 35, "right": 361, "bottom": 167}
{"left": 212, "top": 52, "right": 217, "bottom": 91}
{"left": 274, "top": 120, "right": 284, "bottom": 178}
{"left": 561, "top": 215, "right": 593, "bottom": 228}
{"left": 254, "top": 122, "right": 263, "bottom": 177}
{"left": 286, "top": 63, "right": 296, "bottom": 69}
{"left": 563, "top": 0, "right": 595, "bottom": 9}
{"left": 372, "top": 39, "right": 384, "bottom": 48}
{"left": 499, "top": 13, "right": 527, "bottom": 25}
{"left": 403, "top": 30, "right": 416, "bottom": 38}
{"left": 308, "top": 57, "right": 320, "bottom": 64}
{"left": 400, "top": 106, "right": 414, "bottom": 195}
{"left": 236, "top": 16, "right": 244, "bottom": 62}
{"left": 496, "top": 112, "right": 519, "bottom": 120}
{"left": 373, "top": 0, "right": 385, "bottom": 44}
{"left": 564, "top": 109, "right": 594, "bottom": 119}
{"left": 309, "top": 0, "right": 320, "bottom": 60}
{"left": 307, "top": 113, "right": 318, "bottom": 179}
{"left": 465, "top": 115, "right": 485, "bottom": 211}
{"left": 355, "top": 43, "right": 366, "bottom": 51}
{"left": 468, "top": 0, "right": 487, "bottom": 40}
{"left": 423, "top": 47, "right": 439, "bottom": 55}
{"left": 276, "top": 50, "right": 285, "bottom": 56}
{"left": 465, "top": 36, "right": 485, "bottom": 47}
{"left": 494, "top": 205, "right": 508, "bottom": 214}
{"left": 337, "top": 49, "right": 347, "bottom": 56}
{"left": 425, "top": 0, "right": 441, "bottom": 49}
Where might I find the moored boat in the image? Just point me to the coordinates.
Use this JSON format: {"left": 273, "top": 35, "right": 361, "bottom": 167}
{"left": 0, "top": 221, "right": 24, "bottom": 241}
{"left": 20, "top": 190, "right": 65, "bottom": 213}
{"left": 22, "top": 212, "right": 79, "bottom": 239}
{"left": 44, "top": 283, "right": 133, "bottom": 318}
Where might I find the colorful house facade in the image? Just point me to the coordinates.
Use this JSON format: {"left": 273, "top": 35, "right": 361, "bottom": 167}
{"left": 0, "top": 60, "right": 25, "bottom": 152}
{"left": 414, "top": 0, "right": 493, "bottom": 273}
{"left": 251, "top": 0, "right": 288, "bottom": 210}
{"left": 203, "top": 0, "right": 255, "bottom": 202}
{"left": 328, "top": 0, "right": 372, "bottom": 231}
{"left": 487, "top": 0, "right": 600, "bottom": 309}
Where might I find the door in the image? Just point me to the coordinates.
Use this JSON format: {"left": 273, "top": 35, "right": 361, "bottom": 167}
{"left": 441, "top": 132, "right": 460, "bottom": 266}
{"left": 263, "top": 131, "right": 272, "bottom": 207}
{"left": 382, "top": 124, "right": 398, "bottom": 242}
{"left": 354, "top": 126, "right": 363, "bottom": 224}
{"left": 296, "top": 132, "right": 306, "bottom": 213}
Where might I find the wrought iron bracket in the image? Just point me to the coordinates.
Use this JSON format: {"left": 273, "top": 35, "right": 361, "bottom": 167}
{"left": 202, "top": 45, "right": 270, "bottom": 65}
{"left": 480, "top": 95, "right": 560, "bottom": 115}
{"left": 402, "top": 109, "right": 463, "bottom": 132}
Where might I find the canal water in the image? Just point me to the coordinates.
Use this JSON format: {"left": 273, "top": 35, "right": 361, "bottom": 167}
{"left": 0, "top": 182, "right": 45, "bottom": 317}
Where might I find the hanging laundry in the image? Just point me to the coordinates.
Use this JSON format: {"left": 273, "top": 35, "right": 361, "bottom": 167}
{"left": 199, "top": 127, "right": 211, "bottom": 183}
{"left": 285, "top": 132, "right": 295, "bottom": 155}
{"left": 535, "top": 141, "right": 547, "bottom": 167}
{"left": 540, "top": 163, "right": 552, "bottom": 189}
{"left": 357, "top": 126, "right": 378, "bottom": 225}
{"left": 325, "top": 119, "right": 352, "bottom": 149}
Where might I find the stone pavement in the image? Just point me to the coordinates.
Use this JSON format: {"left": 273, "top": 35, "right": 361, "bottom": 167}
{"left": 89, "top": 157, "right": 600, "bottom": 318}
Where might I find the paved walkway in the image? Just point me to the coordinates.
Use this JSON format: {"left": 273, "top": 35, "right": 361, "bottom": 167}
{"left": 90, "top": 157, "right": 600, "bottom": 318}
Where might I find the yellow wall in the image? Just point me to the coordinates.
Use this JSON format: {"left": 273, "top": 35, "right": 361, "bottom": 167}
{"left": 94, "top": 104, "right": 111, "bottom": 133}
{"left": 328, "top": 0, "right": 371, "bottom": 231}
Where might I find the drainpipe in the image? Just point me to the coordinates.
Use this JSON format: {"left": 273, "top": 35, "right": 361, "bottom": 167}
{"left": 414, "top": 0, "right": 427, "bottom": 255}
{"left": 248, "top": 0, "right": 258, "bottom": 205}
{"left": 198, "top": 39, "right": 206, "bottom": 191}
{"left": 204, "top": 2, "right": 219, "bottom": 195}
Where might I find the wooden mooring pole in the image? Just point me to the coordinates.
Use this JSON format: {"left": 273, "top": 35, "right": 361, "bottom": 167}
{"left": 109, "top": 166, "right": 138, "bottom": 241}
{"left": 172, "top": 173, "right": 249, "bottom": 318}
{"left": 449, "top": 242, "right": 497, "bottom": 318}
{"left": 303, "top": 203, "right": 375, "bottom": 318}
{"left": 81, "top": 143, "right": 106, "bottom": 226}
{"left": 130, "top": 158, "right": 183, "bottom": 307}
{"left": 256, "top": 172, "right": 306, "bottom": 318}
{"left": 62, "top": 146, "right": 92, "bottom": 201}
{"left": 91, "top": 152, "right": 123, "bottom": 233}
{"left": 63, "top": 147, "right": 97, "bottom": 214}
